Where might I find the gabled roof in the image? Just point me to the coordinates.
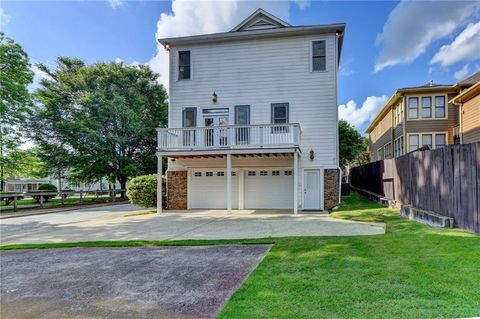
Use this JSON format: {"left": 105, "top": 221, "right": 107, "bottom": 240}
{"left": 451, "top": 82, "right": 480, "bottom": 104}
{"left": 231, "top": 8, "right": 290, "bottom": 32}
{"left": 457, "top": 70, "right": 480, "bottom": 86}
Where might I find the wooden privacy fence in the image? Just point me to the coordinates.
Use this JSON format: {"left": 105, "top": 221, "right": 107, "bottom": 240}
{"left": 350, "top": 142, "right": 480, "bottom": 233}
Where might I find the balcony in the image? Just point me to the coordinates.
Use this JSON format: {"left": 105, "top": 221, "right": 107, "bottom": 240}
{"left": 157, "top": 123, "right": 301, "bottom": 153}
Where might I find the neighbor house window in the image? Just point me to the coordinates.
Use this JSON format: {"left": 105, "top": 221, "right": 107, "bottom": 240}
{"left": 178, "top": 51, "right": 191, "bottom": 80}
{"left": 422, "top": 134, "right": 432, "bottom": 148}
{"left": 271, "top": 103, "right": 289, "bottom": 133}
{"left": 312, "top": 40, "right": 326, "bottom": 71}
{"left": 435, "top": 96, "right": 446, "bottom": 118}
{"left": 435, "top": 133, "right": 446, "bottom": 148}
{"left": 408, "top": 97, "right": 419, "bottom": 119}
{"left": 409, "top": 134, "right": 419, "bottom": 152}
{"left": 422, "top": 97, "right": 432, "bottom": 118}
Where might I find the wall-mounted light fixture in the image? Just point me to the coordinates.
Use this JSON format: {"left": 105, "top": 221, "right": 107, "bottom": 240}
{"left": 309, "top": 149, "right": 315, "bottom": 160}
{"left": 212, "top": 92, "right": 217, "bottom": 103}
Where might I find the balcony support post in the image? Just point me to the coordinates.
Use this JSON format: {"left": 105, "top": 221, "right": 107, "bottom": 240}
{"left": 227, "top": 153, "right": 232, "bottom": 214}
{"left": 157, "top": 155, "right": 163, "bottom": 214}
{"left": 293, "top": 151, "right": 298, "bottom": 214}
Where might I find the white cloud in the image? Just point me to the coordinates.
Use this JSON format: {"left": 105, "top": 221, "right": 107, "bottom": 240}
{"left": 114, "top": 57, "right": 123, "bottom": 64}
{"left": 430, "top": 22, "right": 480, "bottom": 67}
{"left": 108, "top": 0, "right": 124, "bottom": 9}
{"left": 148, "top": 0, "right": 307, "bottom": 90}
{"left": 454, "top": 64, "right": 471, "bottom": 80}
{"left": 0, "top": 8, "right": 11, "bottom": 28}
{"left": 338, "top": 95, "right": 389, "bottom": 129}
{"left": 374, "top": 0, "right": 479, "bottom": 72}
{"left": 28, "top": 65, "right": 52, "bottom": 92}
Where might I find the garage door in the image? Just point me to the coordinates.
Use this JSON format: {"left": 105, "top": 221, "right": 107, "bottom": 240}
{"left": 190, "top": 170, "right": 238, "bottom": 209}
{"left": 244, "top": 169, "right": 293, "bottom": 209}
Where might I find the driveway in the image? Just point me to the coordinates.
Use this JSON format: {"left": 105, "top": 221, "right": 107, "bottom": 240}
{"left": 0, "top": 245, "right": 270, "bottom": 319}
{"left": 0, "top": 204, "right": 385, "bottom": 245}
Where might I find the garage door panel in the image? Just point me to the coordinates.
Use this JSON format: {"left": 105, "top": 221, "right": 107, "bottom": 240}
{"left": 190, "top": 171, "right": 238, "bottom": 209}
{"left": 244, "top": 170, "right": 293, "bottom": 209}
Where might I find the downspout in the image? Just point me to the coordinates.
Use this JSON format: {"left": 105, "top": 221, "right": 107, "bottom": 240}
{"left": 335, "top": 30, "right": 343, "bottom": 205}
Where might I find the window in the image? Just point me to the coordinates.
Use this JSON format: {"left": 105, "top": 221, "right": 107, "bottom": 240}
{"left": 272, "top": 171, "right": 280, "bottom": 176}
{"left": 260, "top": 171, "right": 268, "bottom": 176}
{"left": 182, "top": 108, "right": 196, "bottom": 146}
{"left": 284, "top": 170, "right": 292, "bottom": 176}
{"left": 271, "top": 103, "right": 289, "bottom": 133}
{"left": 248, "top": 171, "right": 256, "bottom": 176}
{"left": 436, "top": 133, "right": 446, "bottom": 148}
{"left": 394, "top": 137, "right": 404, "bottom": 157}
{"left": 232, "top": 172, "right": 236, "bottom": 177}
{"left": 194, "top": 172, "right": 202, "bottom": 177}
{"left": 178, "top": 51, "right": 191, "bottom": 80}
{"left": 312, "top": 40, "right": 326, "bottom": 71}
{"left": 394, "top": 104, "right": 403, "bottom": 126}
{"left": 217, "top": 172, "right": 225, "bottom": 177}
{"left": 384, "top": 143, "right": 392, "bottom": 159}
{"left": 422, "top": 134, "right": 432, "bottom": 148}
{"left": 206, "top": 172, "right": 213, "bottom": 177}
{"left": 435, "top": 96, "right": 446, "bottom": 118}
{"left": 235, "top": 105, "right": 250, "bottom": 144}
{"left": 409, "top": 134, "right": 419, "bottom": 152}
{"left": 422, "top": 97, "right": 432, "bottom": 118}
{"left": 408, "top": 97, "right": 419, "bottom": 119}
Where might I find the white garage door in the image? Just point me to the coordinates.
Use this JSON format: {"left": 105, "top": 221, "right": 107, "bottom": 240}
{"left": 244, "top": 169, "right": 293, "bottom": 209}
{"left": 190, "top": 170, "right": 238, "bottom": 209}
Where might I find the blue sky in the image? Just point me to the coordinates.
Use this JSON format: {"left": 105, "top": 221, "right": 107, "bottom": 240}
{"left": 1, "top": 0, "right": 479, "bottom": 134}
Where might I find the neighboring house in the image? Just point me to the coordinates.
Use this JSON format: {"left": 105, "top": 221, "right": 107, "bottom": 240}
{"left": 4, "top": 177, "right": 51, "bottom": 192}
{"left": 365, "top": 78, "right": 477, "bottom": 162}
{"left": 451, "top": 72, "right": 480, "bottom": 144}
{"left": 156, "top": 9, "right": 345, "bottom": 213}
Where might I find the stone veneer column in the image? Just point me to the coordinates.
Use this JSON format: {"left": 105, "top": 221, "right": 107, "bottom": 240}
{"left": 167, "top": 171, "right": 188, "bottom": 209}
{"left": 324, "top": 169, "right": 340, "bottom": 210}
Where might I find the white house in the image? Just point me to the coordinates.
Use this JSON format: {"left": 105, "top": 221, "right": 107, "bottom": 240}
{"left": 156, "top": 9, "right": 345, "bottom": 213}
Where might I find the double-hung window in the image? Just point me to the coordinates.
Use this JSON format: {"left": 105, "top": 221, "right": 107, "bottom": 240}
{"left": 422, "top": 134, "right": 432, "bottom": 148}
{"left": 408, "top": 134, "right": 419, "bottom": 152}
{"left": 422, "top": 97, "right": 432, "bottom": 118}
{"left": 312, "top": 40, "right": 326, "bottom": 72}
{"left": 271, "top": 103, "right": 289, "bottom": 133}
{"left": 435, "top": 133, "right": 446, "bottom": 148}
{"left": 435, "top": 96, "right": 446, "bottom": 118}
{"left": 408, "top": 97, "right": 419, "bottom": 119}
{"left": 178, "top": 51, "right": 191, "bottom": 80}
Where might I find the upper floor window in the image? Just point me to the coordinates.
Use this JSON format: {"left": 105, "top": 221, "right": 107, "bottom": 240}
{"left": 178, "top": 51, "right": 191, "bottom": 80}
{"left": 271, "top": 103, "right": 289, "bottom": 133}
{"left": 422, "top": 97, "right": 432, "bottom": 118}
{"left": 394, "top": 103, "right": 404, "bottom": 126}
{"left": 408, "top": 97, "right": 419, "bottom": 119}
{"left": 182, "top": 107, "right": 196, "bottom": 127}
{"left": 312, "top": 40, "right": 326, "bottom": 72}
{"left": 435, "top": 96, "right": 446, "bottom": 118}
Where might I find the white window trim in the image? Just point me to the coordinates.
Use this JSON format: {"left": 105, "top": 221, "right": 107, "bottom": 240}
{"left": 407, "top": 132, "right": 449, "bottom": 152}
{"left": 310, "top": 39, "right": 328, "bottom": 73}
{"left": 394, "top": 136, "right": 404, "bottom": 157}
{"left": 176, "top": 49, "right": 193, "bottom": 81}
{"left": 406, "top": 94, "right": 448, "bottom": 120}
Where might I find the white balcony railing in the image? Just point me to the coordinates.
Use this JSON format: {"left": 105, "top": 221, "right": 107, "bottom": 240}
{"left": 157, "top": 123, "right": 301, "bottom": 151}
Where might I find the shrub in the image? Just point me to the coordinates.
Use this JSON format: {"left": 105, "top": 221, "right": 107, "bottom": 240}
{"left": 31, "top": 183, "right": 58, "bottom": 202}
{"left": 127, "top": 174, "right": 158, "bottom": 208}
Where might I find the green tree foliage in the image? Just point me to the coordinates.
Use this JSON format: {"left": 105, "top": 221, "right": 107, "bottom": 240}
{"left": 126, "top": 174, "right": 157, "bottom": 207}
{"left": 2, "top": 148, "right": 47, "bottom": 179}
{"left": 0, "top": 32, "right": 34, "bottom": 190}
{"left": 29, "top": 57, "right": 168, "bottom": 192}
{"left": 338, "top": 119, "right": 368, "bottom": 168}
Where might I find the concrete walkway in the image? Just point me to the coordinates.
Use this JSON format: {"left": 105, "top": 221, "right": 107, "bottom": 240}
{"left": 0, "top": 204, "right": 385, "bottom": 245}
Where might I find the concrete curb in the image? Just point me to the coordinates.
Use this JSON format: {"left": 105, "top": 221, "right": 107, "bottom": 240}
{"left": 0, "top": 201, "right": 130, "bottom": 220}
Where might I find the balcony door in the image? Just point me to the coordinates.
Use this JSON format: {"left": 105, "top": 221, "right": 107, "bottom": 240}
{"left": 203, "top": 108, "right": 229, "bottom": 147}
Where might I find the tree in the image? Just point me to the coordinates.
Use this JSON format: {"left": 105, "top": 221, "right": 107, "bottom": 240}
{"left": 29, "top": 57, "right": 168, "bottom": 193}
{"left": 338, "top": 119, "right": 367, "bottom": 168}
{"left": 0, "top": 32, "right": 34, "bottom": 190}
{"left": 2, "top": 148, "right": 47, "bottom": 179}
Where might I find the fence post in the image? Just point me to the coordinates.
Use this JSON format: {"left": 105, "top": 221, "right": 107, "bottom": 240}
{"left": 13, "top": 194, "right": 17, "bottom": 212}
{"left": 61, "top": 192, "right": 64, "bottom": 206}
{"left": 96, "top": 190, "right": 99, "bottom": 200}
{"left": 80, "top": 191, "right": 83, "bottom": 204}
{"left": 40, "top": 195, "right": 44, "bottom": 208}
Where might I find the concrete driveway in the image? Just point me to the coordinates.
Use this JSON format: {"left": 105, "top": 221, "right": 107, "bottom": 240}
{"left": 0, "top": 245, "right": 270, "bottom": 319}
{"left": 0, "top": 204, "right": 385, "bottom": 245}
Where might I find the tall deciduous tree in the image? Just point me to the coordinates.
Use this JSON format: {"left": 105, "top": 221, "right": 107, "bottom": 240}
{"left": 29, "top": 57, "right": 168, "bottom": 192}
{"left": 338, "top": 119, "right": 367, "bottom": 168}
{"left": 0, "top": 32, "right": 34, "bottom": 191}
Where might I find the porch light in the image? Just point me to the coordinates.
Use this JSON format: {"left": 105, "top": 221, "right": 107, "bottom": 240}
{"left": 309, "top": 149, "right": 315, "bottom": 160}
{"left": 212, "top": 92, "right": 217, "bottom": 103}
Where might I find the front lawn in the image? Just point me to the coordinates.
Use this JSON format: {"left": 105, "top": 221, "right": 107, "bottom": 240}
{"left": 0, "top": 195, "right": 124, "bottom": 212}
{"left": 1, "top": 193, "right": 479, "bottom": 318}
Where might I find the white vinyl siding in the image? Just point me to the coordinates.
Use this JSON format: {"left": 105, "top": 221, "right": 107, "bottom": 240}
{"left": 168, "top": 34, "right": 338, "bottom": 168}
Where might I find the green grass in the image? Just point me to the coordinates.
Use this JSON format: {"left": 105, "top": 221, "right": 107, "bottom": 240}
{"left": 1, "top": 193, "right": 479, "bottom": 318}
{"left": 0, "top": 196, "right": 125, "bottom": 212}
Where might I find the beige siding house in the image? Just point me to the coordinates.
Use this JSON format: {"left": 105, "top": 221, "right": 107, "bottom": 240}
{"left": 365, "top": 78, "right": 478, "bottom": 162}
{"left": 451, "top": 72, "right": 480, "bottom": 144}
{"left": 156, "top": 9, "right": 345, "bottom": 213}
